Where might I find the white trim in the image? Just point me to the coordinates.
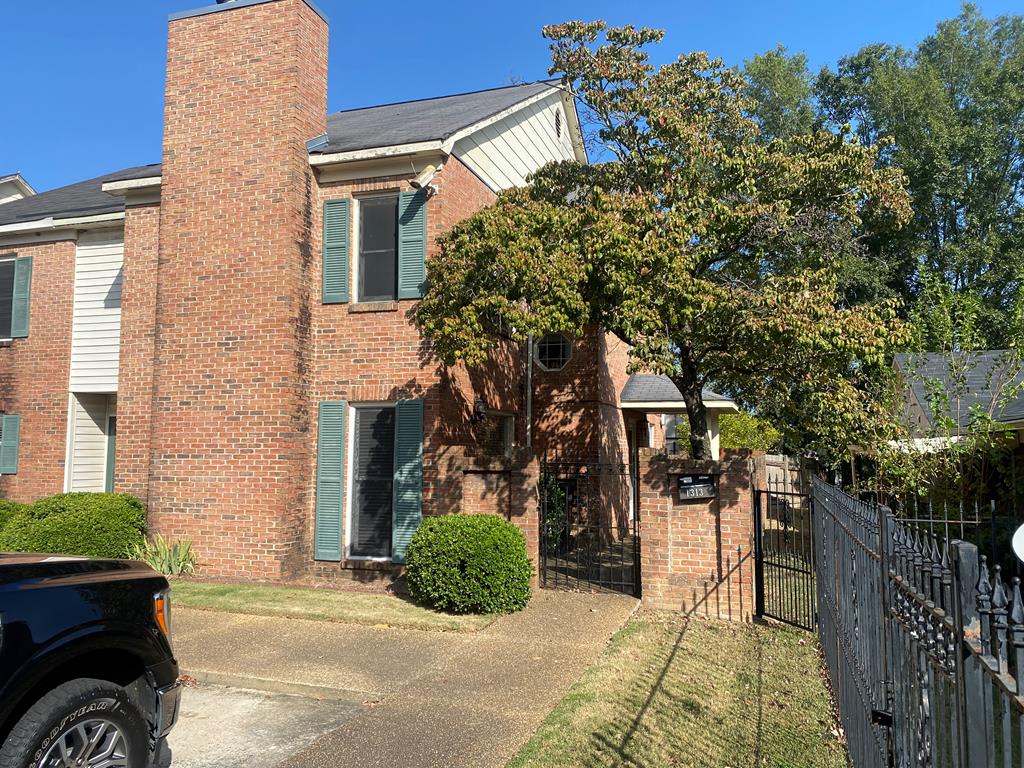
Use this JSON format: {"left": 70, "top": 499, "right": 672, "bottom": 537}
{"left": 620, "top": 400, "right": 740, "bottom": 413}
{"left": 0, "top": 211, "right": 125, "bottom": 236}
{"left": 344, "top": 401, "right": 398, "bottom": 562}
{"left": 440, "top": 89, "right": 556, "bottom": 154}
{"left": 310, "top": 141, "right": 444, "bottom": 167}
{"left": 101, "top": 177, "right": 162, "bottom": 194}
{"left": 316, "top": 155, "right": 445, "bottom": 185}
{"left": 62, "top": 395, "right": 76, "bottom": 492}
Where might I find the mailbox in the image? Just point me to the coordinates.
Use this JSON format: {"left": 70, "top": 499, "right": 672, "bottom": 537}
{"left": 678, "top": 474, "right": 716, "bottom": 500}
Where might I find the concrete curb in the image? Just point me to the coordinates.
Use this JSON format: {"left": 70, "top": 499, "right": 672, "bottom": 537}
{"left": 181, "top": 668, "right": 378, "bottom": 703}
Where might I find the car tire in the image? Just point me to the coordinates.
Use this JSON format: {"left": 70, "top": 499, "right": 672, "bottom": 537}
{"left": 0, "top": 678, "right": 149, "bottom": 768}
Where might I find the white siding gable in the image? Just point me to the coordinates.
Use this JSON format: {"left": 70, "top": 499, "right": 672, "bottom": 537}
{"left": 453, "top": 93, "right": 577, "bottom": 192}
{"left": 69, "top": 230, "right": 124, "bottom": 392}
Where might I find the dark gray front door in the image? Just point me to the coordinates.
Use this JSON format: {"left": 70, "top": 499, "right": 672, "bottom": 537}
{"left": 351, "top": 405, "right": 395, "bottom": 558}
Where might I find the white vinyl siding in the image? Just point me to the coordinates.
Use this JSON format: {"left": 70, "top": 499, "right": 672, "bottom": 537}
{"left": 68, "top": 393, "right": 114, "bottom": 492}
{"left": 69, "top": 230, "right": 124, "bottom": 392}
{"left": 452, "top": 94, "right": 576, "bottom": 192}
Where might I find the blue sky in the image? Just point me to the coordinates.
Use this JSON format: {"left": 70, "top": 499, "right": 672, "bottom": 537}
{"left": 2, "top": 0, "right": 1019, "bottom": 192}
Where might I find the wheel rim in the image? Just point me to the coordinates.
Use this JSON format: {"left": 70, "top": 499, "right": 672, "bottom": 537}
{"left": 39, "top": 714, "right": 129, "bottom": 768}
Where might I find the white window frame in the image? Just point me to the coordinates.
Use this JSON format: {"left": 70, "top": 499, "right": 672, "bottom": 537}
{"left": 344, "top": 401, "right": 397, "bottom": 562}
{"left": 352, "top": 191, "right": 401, "bottom": 304}
{"left": 534, "top": 332, "right": 572, "bottom": 372}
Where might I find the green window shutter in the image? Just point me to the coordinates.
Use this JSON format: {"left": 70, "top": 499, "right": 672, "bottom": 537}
{"left": 392, "top": 398, "right": 424, "bottom": 563}
{"left": 315, "top": 401, "right": 346, "bottom": 561}
{"left": 397, "top": 190, "right": 427, "bottom": 299}
{"left": 0, "top": 414, "right": 21, "bottom": 475}
{"left": 11, "top": 255, "right": 32, "bottom": 338}
{"left": 323, "top": 199, "right": 350, "bottom": 304}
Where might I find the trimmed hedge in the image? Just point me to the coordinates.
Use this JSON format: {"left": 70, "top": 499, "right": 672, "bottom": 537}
{"left": 0, "top": 493, "right": 146, "bottom": 559}
{"left": 0, "top": 499, "right": 25, "bottom": 535}
{"left": 405, "top": 514, "right": 532, "bottom": 615}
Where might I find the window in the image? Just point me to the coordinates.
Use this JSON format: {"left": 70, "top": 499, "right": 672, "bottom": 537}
{"left": 535, "top": 333, "right": 572, "bottom": 371}
{"left": 477, "top": 413, "right": 514, "bottom": 456}
{"left": 0, "top": 259, "right": 14, "bottom": 339}
{"left": 555, "top": 110, "right": 562, "bottom": 140}
{"left": 350, "top": 405, "right": 396, "bottom": 558}
{"left": 358, "top": 194, "right": 399, "bottom": 302}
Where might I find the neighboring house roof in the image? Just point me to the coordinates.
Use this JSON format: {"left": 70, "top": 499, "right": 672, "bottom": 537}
{"left": 620, "top": 374, "right": 736, "bottom": 409}
{"left": 0, "top": 172, "right": 36, "bottom": 201}
{"left": 0, "top": 164, "right": 161, "bottom": 228}
{"left": 893, "top": 351, "right": 1024, "bottom": 431}
{"left": 316, "top": 80, "right": 562, "bottom": 155}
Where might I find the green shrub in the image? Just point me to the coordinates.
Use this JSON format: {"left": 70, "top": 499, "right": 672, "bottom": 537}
{"left": 0, "top": 499, "right": 25, "bottom": 535}
{"left": 0, "top": 492, "right": 147, "bottom": 559}
{"left": 405, "top": 514, "right": 532, "bottom": 615}
{"left": 129, "top": 535, "right": 197, "bottom": 575}
{"left": 26, "top": 492, "right": 146, "bottom": 529}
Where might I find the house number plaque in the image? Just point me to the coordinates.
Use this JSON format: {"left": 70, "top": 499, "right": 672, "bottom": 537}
{"left": 678, "top": 474, "right": 716, "bottom": 500}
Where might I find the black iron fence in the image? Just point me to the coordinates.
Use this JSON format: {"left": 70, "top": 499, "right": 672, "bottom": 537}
{"left": 814, "top": 476, "right": 1024, "bottom": 768}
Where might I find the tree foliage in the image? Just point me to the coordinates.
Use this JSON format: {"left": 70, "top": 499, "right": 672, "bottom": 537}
{"left": 719, "top": 412, "right": 783, "bottom": 452}
{"left": 416, "top": 21, "right": 912, "bottom": 461}
{"left": 748, "top": 5, "right": 1024, "bottom": 347}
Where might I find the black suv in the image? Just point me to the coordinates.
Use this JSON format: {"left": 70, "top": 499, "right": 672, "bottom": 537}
{"left": 0, "top": 554, "right": 181, "bottom": 768}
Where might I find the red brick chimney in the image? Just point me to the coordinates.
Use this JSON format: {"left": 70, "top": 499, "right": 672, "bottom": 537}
{"left": 151, "top": 0, "right": 328, "bottom": 578}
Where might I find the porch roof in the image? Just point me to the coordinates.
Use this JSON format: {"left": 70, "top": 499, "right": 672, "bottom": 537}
{"left": 620, "top": 375, "right": 739, "bottom": 414}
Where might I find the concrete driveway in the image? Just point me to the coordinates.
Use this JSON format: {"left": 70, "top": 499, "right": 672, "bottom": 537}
{"left": 169, "top": 590, "right": 638, "bottom": 768}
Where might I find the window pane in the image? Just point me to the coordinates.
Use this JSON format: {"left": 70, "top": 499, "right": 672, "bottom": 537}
{"left": 0, "top": 261, "right": 14, "bottom": 339}
{"left": 352, "top": 405, "right": 395, "bottom": 558}
{"left": 359, "top": 196, "right": 398, "bottom": 302}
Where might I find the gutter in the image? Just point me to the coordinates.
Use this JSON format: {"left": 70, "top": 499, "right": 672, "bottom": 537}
{"left": 0, "top": 211, "right": 125, "bottom": 235}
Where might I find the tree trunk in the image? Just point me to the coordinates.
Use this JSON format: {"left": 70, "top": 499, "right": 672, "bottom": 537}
{"left": 670, "top": 369, "right": 712, "bottom": 461}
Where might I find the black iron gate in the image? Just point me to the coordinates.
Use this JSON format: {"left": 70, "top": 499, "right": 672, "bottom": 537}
{"left": 754, "top": 477, "right": 817, "bottom": 630}
{"left": 539, "top": 458, "right": 640, "bottom": 596}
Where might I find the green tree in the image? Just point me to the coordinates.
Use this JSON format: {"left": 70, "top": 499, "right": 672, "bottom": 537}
{"left": 816, "top": 4, "right": 1024, "bottom": 346}
{"left": 742, "top": 45, "right": 817, "bottom": 141}
{"left": 416, "top": 22, "right": 912, "bottom": 461}
{"left": 719, "top": 412, "right": 782, "bottom": 452}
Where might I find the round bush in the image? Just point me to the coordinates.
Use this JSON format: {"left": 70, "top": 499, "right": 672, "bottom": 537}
{"left": 405, "top": 514, "right": 532, "bottom": 615}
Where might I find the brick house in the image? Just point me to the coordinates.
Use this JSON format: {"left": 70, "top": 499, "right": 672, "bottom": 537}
{"left": 0, "top": 0, "right": 736, "bottom": 582}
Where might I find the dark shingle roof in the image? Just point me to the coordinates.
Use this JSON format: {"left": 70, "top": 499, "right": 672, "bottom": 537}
{"left": 0, "top": 164, "right": 161, "bottom": 228}
{"left": 318, "top": 80, "right": 561, "bottom": 155}
{"left": 1, "top": 80, "right": 564, "bottom": 226}
{"left": 621, "top": 374, "right": 732, "bottom": 405}
{"left": 894, "top": 351, "right": 1024, "bottom": 429}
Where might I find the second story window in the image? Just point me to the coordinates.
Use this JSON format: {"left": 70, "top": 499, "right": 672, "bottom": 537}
{"left": 0, "top": 258, "right": 15, "bottom": 339}
{"left": 358, "top": 194, "right": 399, "bottom": 302}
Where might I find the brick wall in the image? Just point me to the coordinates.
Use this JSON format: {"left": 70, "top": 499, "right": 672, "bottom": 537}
{"left": 638, "top": 447, "right": 756, "bottom": 620}
{"left": 307, "top": 156, "right": 527, "bottom": 577}
{"left": 115, "top": 204, "right": 160, "bottom": 501}
{"left": 0, "top": 238, "right": 76, "bottom": 501}
{"left": 148, "top": 0, "right": 328, "bottom": 579}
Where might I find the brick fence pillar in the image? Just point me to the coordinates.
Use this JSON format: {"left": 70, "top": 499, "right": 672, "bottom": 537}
{"left": 638, "top": 448, "right": 756, "bottom": 621}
